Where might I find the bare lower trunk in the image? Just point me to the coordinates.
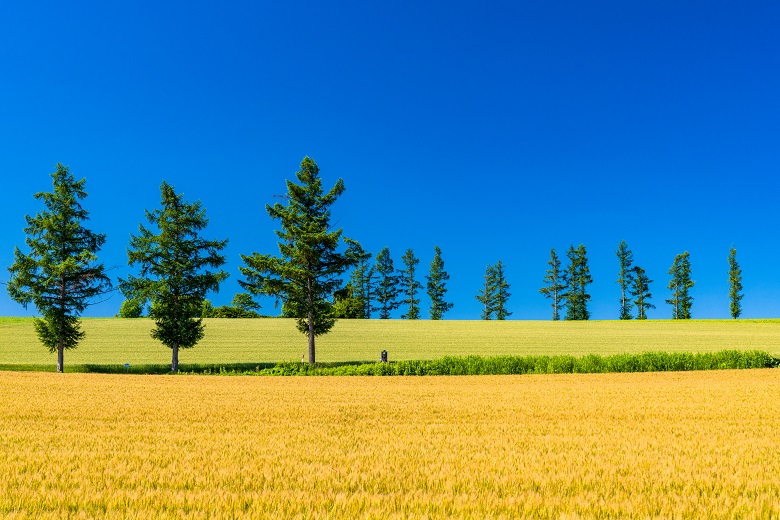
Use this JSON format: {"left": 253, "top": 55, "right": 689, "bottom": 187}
{"left": 172, "top": 344, "right": 179, "bottom": 373}
{"left": 57, "top": 338, "right": 64, "bottom": 373}
{"left": 308, "top": 310, "right": 315, "bottom": 364}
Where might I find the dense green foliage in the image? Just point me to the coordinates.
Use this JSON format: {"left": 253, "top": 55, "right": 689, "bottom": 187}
{"left": 426, "top": 246, "right": 453, "bottom": 320}
{"left": 667, "top": 252, "right": 694, "bottom": 319}
{"left": 563, "top": 245, "right": 592, "bottom": 320}
{"left": 398, "top": 249, "right": 422, "bottom": 320}
{"left": 6, "top": 164, "right": 111, "bottom": 372}
{"left": 239, "top": 157, "right": 361, "bottom": 363}
{"left": 118, "top": 299, "right": 144, "bottom": 318}
{"left": 119, "top": 181, "right": 228, "bottom": 372}
{"left": 539, "top": 249, "right": 565, "bottom": 321}
{"left": 375, "top": 247, "right": 399, "bottom": 319}
{"left": 630, "top": 266, "right": 655, "bottom": 320}
{"left": 476, "top": 261, "right": 511, "bottom": 320}
{"left": 616, "top": 241, "right": 634, "bottom": 320}
{"left": 728, "top": 247, "right": 743, "bottom": 319}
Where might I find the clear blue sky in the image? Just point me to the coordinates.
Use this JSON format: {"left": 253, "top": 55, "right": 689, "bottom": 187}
{"left": 1, "top": 0, "right": 778, "bottom": 319}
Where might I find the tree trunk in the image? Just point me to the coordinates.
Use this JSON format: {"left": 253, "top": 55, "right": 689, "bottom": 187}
{"left": 57, "top": 338, "right": 64, "bottom": 373}
{"left": 172, "top": 344, "right": 179, "bottom": 373}
{"left": 308, "top": 310, "right": 315, "bottom": 364}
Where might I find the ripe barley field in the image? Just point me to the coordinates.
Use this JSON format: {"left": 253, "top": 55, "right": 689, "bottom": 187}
{"left": 1, "top": 317, "right": 779, "bottom": 367}
{"left": 1, "top": 370, "right": 779, "bottom": 518}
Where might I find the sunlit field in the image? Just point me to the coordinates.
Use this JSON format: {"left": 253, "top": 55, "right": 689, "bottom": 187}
{"left": 1, "top": 317, "right": 779, "bottom": 367}
{"left": 1, "top": 370, "right": 779, "bottom": 518}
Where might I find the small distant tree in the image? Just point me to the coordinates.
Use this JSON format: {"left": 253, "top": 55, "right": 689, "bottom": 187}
{"left": 398, "top": 248, "right": 422, "bottom": 320}
{"left": 6, "top": 164, "right": 112, "bottom": 373}
{"left": 120, "top": 181, "right": 229, "bottom": 372}
{"left": 616, "top": 240, "right": 635, "bottom": 320}
{"left": 232, "top": 293, "right": 260, "bottom": 314}
{"left": 563, "top": 244, "right": 592, "bottom": 321}
{"left": 332, "top": 284, "right": 365, "bottom": 319}
{"left": 666, "top": 252, "right": 694, "bottom": 319}
{"left": 119, "top": 298, "right": 144, "bottom": 318}
{"left": 427, "top": 246, "right": 453, "bottom": 320}
{"left": 345, "top": 248, "right": 375, "bottom": 319}
{"left": 728, "top": 246, "right": 743, "bottom": 319}
{"left": 492, "top": 260, "right": 511, "bottom": 320}
{"left": 539, "top": 248, "right": 565, "bottom": 321}
{"left": 476, "top": 264, "right": 498, "bottom": 320}
{"left": 630, "top": 266, "right": 654, "bottom": 320}
{"left": 375, "top": 247, "right": 400, "bottom": 319}
{"left": 239, "top": 157, "right": 362, "bottom": 363}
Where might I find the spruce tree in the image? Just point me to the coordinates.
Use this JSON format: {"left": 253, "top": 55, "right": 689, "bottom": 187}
{"left": 630, "top": 266, "right": 655, "bottom": 320}
{"left": 120, "top": 181, "right": 228, "bottom": 372}
{"left": 348, "top": 250, "right": 376, "bottom": 318}
{"left": 563, "top": 244, "right": 592, "bottom": 320}
{"left": 427, "top": 245, "right": 453, "bottom": 320}
{"left": 6, "top": 164, "right": 112, "bottom": 372}
{"left": 616, "top": 240, "right": 635, "bottom": 320}
{"left": 539, "top": 248, "right": 565, "bottom": 320}
{"left": 239, "top": 157, "right": 362, "bottom": 363}
{"left": 476, "top": 264, "right": 498, "bottom": 320}
{"left": 728, "top": 246, "right": 743, "bottom": 319}
{"left": 398, "top": 248, "right": 422, "bottom": 320}
{"left": 375, "top": 247, "right": 400, "bottom": 319}
{"left": 666, "top": 252, "right": 694, "bottom": 319}
{"left": 492, "top": 260, "right": 512, "bottom": 320}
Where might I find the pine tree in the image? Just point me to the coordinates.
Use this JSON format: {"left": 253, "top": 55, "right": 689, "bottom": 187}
{"left": 6, "top": 164, "right": 112, "bottom": 372}
{"left": 539, "top": 248, "right": 565, "bottom": 321}
{"left": 347, "top": 249, "right": 376, "bottom": 318}
{"left": 630, "top": 266, "right": 655, "bottom": 320}
{"left": 476, "top": 264, "right": 498, "bottom": 320}
{"left": 427, "top": 246, "right": 453, "bottom": 320}
{"left": 666, "top": 252, "right": 694, "bottom": 319}
{"left": 728, "top": 246, "right": 743, "bottom": 319}
{"left": 239, "top": 157, "right": 362, "bottom": 363}
{"left": 616, "top": 240, "right": 635, "bottom": 320}
{"left": 375, "top": 247, "right": 400, "bottom": 319}
{"left": 120, "top": 181, "right": 228, "bottom": 372}
{"left": 493, "top": 260, "right": 512, "bottom": 320}
{"left": 398, "top": 248, "right": 422, "bottom": 320}
{"left": 563, "top": 244, "right": 592, "bottom": 320}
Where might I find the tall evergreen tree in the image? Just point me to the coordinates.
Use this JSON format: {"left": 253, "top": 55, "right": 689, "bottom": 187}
{"left": 120, "top": 181, "right": 228, "bottom": 373}
{"left": 375, "top": 247, "right": 400, "bottom": 319}
{"left": 427, "top": 245, "right": 453, "bottom": 320}
{"left": 398, "top": 248, "right": 422, "bottom": 320}
{"left": 616, "top": 240, "right": 635, "bottom": 320}
{"left": 666, "top": 252, "right": 694, "bottom": 319}
{"left": 239, "top": 157, "right": 362, "bottom": 363}
{"left": 563, "top": 244, "right": 592, "bottom": 320}
{"left": 476, "top": 264, "right": 498, "bottom": 320}
{"left": 6, "top": 164, "right": 112, "bottom": 373}
{"left": 728, "top": 246, "right": 743, "bottom": 319}
{"left": 539, "top": 248, "right": 565, "bottom": 321}
{"left": 492, "top": 260, "right": 512, "bottom": 320}
{"left": 348, "top": 249, "right": 376, "bottom": 318}
{"left": 630, "top": 266, "right": 655, "bottom": 320}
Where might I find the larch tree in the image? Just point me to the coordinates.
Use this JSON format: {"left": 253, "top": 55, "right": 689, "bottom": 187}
{"left": 728, "top": 246, "right": 743, "bottom": 319}
{"left": 539, "top": 248, "right": 565, "bottom": 320}
{"left": 120, "top": 181, "right": 228, "bottom": 373}
{"left": 375, "top": 247, "right": 400, "bottom": 319}
{"left": 563, "top": 244, "right": 592, "bottom": 321}
{"left": 616, "top": 240, "right": 635, "bottom": 320}
{"left": 476, "top": 263, "right": 498, "bottom": 320}
{"left": 239, "top": 157, "right": 362, "bottom": 364}
{"left": 492, "top": 260, "right": 512, "bottom": 320}
{"left": 630, "top": 266, "right": 655, "bottom": 320}
{"left": 426, "top": 245, "right": 453, "bottom": 320}
{"left": 398, "top": 248, "right": 422, "bottom": 320}
{"left": 6, "top": 163, "right": 112, "bottom": 373}
{"left": 666, "top": 252, "right": 694, "bottom": 319}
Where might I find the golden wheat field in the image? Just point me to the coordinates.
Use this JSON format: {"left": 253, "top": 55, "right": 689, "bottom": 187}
{"left": 1, "top": 370, "right": 779, "bottom": 518}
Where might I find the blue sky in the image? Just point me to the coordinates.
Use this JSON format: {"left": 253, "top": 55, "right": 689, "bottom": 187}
{"left": 1, "top": 0, "right": 778, "bottom": 319}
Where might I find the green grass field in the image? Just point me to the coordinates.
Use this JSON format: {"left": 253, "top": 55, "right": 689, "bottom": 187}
{"left": 1, "top": 317, "right": 778, "bottom": 367}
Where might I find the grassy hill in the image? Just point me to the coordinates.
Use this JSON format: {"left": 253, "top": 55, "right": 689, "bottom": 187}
{"left": 1, "top": 317, "right": 778, "bottom": 367}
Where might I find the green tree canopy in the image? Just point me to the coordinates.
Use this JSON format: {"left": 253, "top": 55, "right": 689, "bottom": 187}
{"left": 398, "top": 249, "right": 422, "bottom": 320}
{"left": 728, "top": 246, "right": 743, "bottom": 319}
{"left": 616, "top": 240, "right": 634, "bottom": 320}
{"left": 630, "top": 266, "right": 655, "bottom": 320}
{"left": 239, "top": 157, "right": 361, "bottom": 363}
{"left": 563, "top": 244, "right": 592, "bottom": 321}
{"left": 427, "top": 246, "right": 453, "bottom": 320}
{"left": 119, "top": 181, "right": 228, "bottom": 372}
{"left": 375, "top": 247, "right": 400, "bottom": 319}
{"left": 7, "top": 163, "right": 112, "bottom": 372}
{"left": 666, "top": 252, "right": 694, "bottom": 319}
{"left": 539, "top": 248, "right": 564, "bottom": 321}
